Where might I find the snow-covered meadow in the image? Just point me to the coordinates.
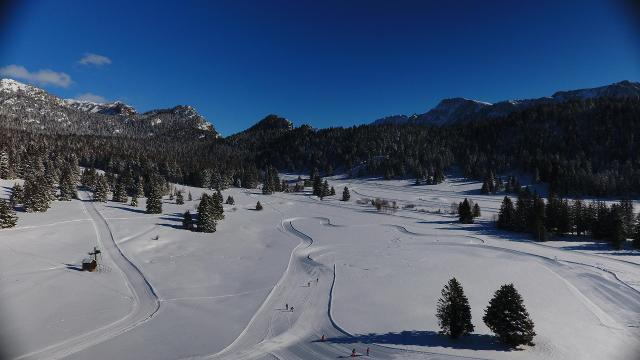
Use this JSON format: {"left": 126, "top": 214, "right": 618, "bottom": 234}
{"left": 0, "top": 176, "right": 638, "bottom": 360}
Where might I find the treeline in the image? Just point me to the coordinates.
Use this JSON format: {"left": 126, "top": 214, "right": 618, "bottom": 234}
{"left": 3, "top": 97, "right": 640, "bottom": 198}
{"left": 497, "top": 188, "right": 639, "bottom": 249}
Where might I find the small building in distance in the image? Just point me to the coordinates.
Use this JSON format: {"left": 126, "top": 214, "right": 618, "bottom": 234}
{"left": 82, "top": 258, "right": 97, "bottom": 272}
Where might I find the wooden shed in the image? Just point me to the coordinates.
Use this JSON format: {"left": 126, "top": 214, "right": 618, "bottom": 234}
{"left": 82, "top": 258, "right": 97, "bottom": 272}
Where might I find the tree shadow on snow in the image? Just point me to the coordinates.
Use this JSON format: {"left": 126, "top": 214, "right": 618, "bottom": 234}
{"left": 64, "top": 263, "right": 83, "bottom": 271}
{"left": 106, "top": 205, "right": 148, "bottom": 214}
{"left": 321, "top": 330, "right": 510, "bottom": 352}
{"left": 156, "top": 212, "right": 185, "bottom": 229}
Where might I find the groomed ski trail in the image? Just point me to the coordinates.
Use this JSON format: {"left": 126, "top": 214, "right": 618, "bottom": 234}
{"left": 14, "top": 192, "right": 160, "bottom": 360}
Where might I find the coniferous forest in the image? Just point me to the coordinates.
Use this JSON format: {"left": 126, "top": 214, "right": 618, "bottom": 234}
{"left": 1, "top": 97, "right": 640, "bottom": 200}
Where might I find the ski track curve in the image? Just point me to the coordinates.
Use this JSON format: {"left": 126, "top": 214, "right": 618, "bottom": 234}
{"left": 14, "top": 192, "right": 160, "bottom": 360}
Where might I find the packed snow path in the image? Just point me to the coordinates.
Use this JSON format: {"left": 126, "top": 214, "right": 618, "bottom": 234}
{"left": 15, "top": 192, "right": 160, "bottom": 360}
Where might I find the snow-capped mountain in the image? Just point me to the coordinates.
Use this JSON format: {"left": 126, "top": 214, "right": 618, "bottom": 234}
{"left": 373, "top": 80, "right": 640, "bottom": 126}
{"left": 0, "top": 78, "right": 218, "bottom": 138}
{"left": 64, "top": 99, "right": 137, "bottom": 117}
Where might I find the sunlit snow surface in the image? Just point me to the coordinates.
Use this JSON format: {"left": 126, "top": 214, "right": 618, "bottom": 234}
{"left": 0, "top": 175, "right": 638, "bottom": 360}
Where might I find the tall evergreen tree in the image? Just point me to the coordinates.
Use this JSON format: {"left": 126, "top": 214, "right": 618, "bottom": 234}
{"left": 458, "top": 198, "right": 473, "bottom": 224}
{"left": 0, "top": 199, "right": 18, "bottom": 228}
{"left": 146, "top": 179, "right": 163, "bottom": 214}
{"left": 197, "top": 193, "right": 216, "bottom": 232}
{"left": 255, "top": 201, "right": 263, "bottom": 210}
{"left": 436, "top": 278, "right": 474, "bottom": 338}
{"left": 225, "top": 195, "right": 235, "bottom": 205}
{"left": 58, "top": 168, "right": 77, "bottom": 201}
{"left": 320, "top": 180, "right": 330, "bottom": 199}
{"left": 23, "top": 175, "right": 50, "bottom": 212}
{"left": 175, "top": 190, "right": 184, "bottom": 205}
{"left": 483, "top": 284, "right": 535, "bottom": 347}
{"left": 633, "top": 213, "right": 640, "bottom": 249}
{"left": 342, "top": 186, "right": 351, "bottom": 201}
{"left": 93, "top": 175, "right": 109, "bottom": 202}
{"left": 9, "top": 183, "right": 24, "bottom": 208}
{"left": 130, "top": 195, "right": 138, "bottom": 207}
{"left": 0, "top": 151, "right": 9, "bottom": 179}
{"left": 472, "top": 203, "right": 481, "bottom": 218}
{"left": 497, "top": 196, "right": 516, "bottom": 230}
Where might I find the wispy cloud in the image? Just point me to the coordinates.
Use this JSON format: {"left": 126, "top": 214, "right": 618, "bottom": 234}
{"left": 78, "top": 53, "right": 112, "bottom": 66}
{"left": 0, "top": 64, "right": 72, "bottom": 88}
{"left": 74, "top": 93, "right": 107, "bottom": 103}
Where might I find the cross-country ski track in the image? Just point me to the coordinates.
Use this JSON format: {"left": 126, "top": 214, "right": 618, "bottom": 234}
{"left": 14, "top": 191, "right": 160, "bottom": 360}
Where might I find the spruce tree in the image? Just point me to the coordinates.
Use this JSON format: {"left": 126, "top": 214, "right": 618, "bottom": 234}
{"left": 197, "top": 194, "right": 216, "bottom": 232}
{"left": 342, "top": 186, "right": 350, "bottom": 201}
{"left": 93, "top": 175, "right": 109, "bottom": 202}
{"left": 175, "top": 190, "right": 184, "bottom": 205}
{"left": 497, "top": 196, "right": 516, "bottom": 230}
{"left": 436, "top": 278, "right": 474, "bottom": 338}
{"left": 183, "top": 210, "right": 194, "bottom": 231}
{"left": 633, "top": 213, "right": 640, "bottom": 249}
{"left": 130, "top": 195, "right": 138, "bottom": 207}
{"left": 483, "top": 284, "right": 535, "bottom": 347}
{"left": 212, "top": 191, "right": 225, "bottom": 221}
{"left": 58, "top": 168, "right": 77, "bottom": 201}
{"left": 9, "top": 183, "right": 24, "bottom": 208}
{"left": 458, "top": 198, "right": 473, "bottom": 224}
{"left": 146, "top": 180, "right": 163, "bottom": 214}
{"left": 472, "top": 203, "right": 481, "bottom": 218}
{"left": 321, "top": 180, "right": 330, "bottom": 199}
{"left": 330, "top": 186, "right": 336, "bottom": 196}
{"left": 188, "top": 191, "right": 193, "bottom": 201}
{"left": 312, "top": 175, "right": 322, "bottom": 197}
{"left": 256, "top": 201, "right": 263, "bottom": 210}
{"left": 23, "top": 175, "right": 50, "bottom": 212}
{"left": 225, "top": 195, "right": 235, "bottom": 205}
{"left": 0, "top": 199, "right": 18, "bottom": 228}
{"left": 0, "top": 151, "right": 9, "bottom": 179}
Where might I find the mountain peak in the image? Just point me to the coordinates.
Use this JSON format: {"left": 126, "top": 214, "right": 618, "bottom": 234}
{"left": 248, "top": 114, "right": 294, "bottom": 131}
{"left": 1, "top": 78, "right": 43, "bottom": 94}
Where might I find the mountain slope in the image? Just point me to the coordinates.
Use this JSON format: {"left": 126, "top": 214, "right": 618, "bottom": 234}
{"left": 0, "top": 78, "right": 218, "bottom": 139}
{"left": 373, "top": 80, "right": 640, "bottom": 126}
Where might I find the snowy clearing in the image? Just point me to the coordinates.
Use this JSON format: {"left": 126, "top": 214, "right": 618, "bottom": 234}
{"left": 1, "top": 176, "right": 639, "bottom": 360}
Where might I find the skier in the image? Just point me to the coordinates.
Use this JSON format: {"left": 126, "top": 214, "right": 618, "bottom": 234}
{"left": 307, "top": 281, "right": 311, "bottom": 287}
{"left": 316, "top": 277, "right": 319, "bottom": 284}
{"left": 351, "top": 348, "right": 357, "bottom": 357}
{"left": 285, "top": 303, "right": 288, "bottom": 311}
{"left": 290, "top": 306, "right": 294, "bottom": 312}
{"left": 320, "top": 334, "right": 325, "bottom": 342}
{"left": 366, "top": 347, "right": 370, "bottom": 356}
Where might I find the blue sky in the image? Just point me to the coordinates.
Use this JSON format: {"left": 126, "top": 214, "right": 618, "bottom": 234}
{"left": 1, "top": 0, "right": 639, "bottom": 135}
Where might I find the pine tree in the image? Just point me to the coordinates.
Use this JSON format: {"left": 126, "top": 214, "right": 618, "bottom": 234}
{"left": 436, "top": 278, "right": 474, "bottom": 338}
{"left": 182, "top": 210, "right": 194, "bottom": 231}
{"left": 330, "top": 186, "right": 336, "bottom": 196}
{"left": 146, "top": 179, "right": 163, "bottom": 214}
{"left": 58, "top": 168, "right": 77, "bottom": 201}
{"left": 136, "top": 178, "right": 145, "bottom": 198}
{"left": 188, "top": 191, "right": 193, "bottom": 201}
{"left": 197, "top": 194, "right": 216, "bottom": 232}
{"left": 225, "top": 195, "right": 235, "bottom": 205}
{"left": 0, "top": 151, "right": 10, "bottom": 179}
{"left": 321, "top": 180, "right": 330, "bottom": 199}
{"left": 0, "top": 199, "right": 18, "bottom": 228}
{"left": 472, "top": 203, "right": 481, "bottom": 218}
{"left": 497, "top": 196, "right": 516, "bottom": 230}
{"left": 483, "top": 284, "right": 535, "bottom": 347}
{"left": 212, "top": 191, "right": 225, "bottom": 221}
{"left": 175, "top": 190, "right": 184, "bottom": 205}
{"left": 609, "top": 207, "right": 626, "bottom": 250}
{"left": 342, "top": 186, "right": 350, "bottom": 201}
{"left": 633, "top": 213, "right": 640, "bottom": 249}
{"left": 458, "top": 198, "right": 473, "bottom": 224}
{"left": 256, "top": 201, "right": 263, "bottom": 211}
{"left": 23, "top": 175, "right": 50, "bottom": 212}
{"left": 9, "top": 183, "right": 24, "bottom": 208}
{"left": 312, "top": 175, "right": 322, "bottom": 197}
{"left": 531, "top": 196, "right": 546, "bottom": 241}
{"left": 93, "top": 175, "right": 109, "bottom": 202}
{"left": 130, "top": 195, "right": 138, "bottom": 207}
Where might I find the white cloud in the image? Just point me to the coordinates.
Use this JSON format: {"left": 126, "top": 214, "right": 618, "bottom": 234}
{"left": 74, "top": 93, "right": 107, "bottom": 103}
{"left": 78, "top": 53, "right": 112, "bottom": 66}
{"left": 0, "top": 64, "right": 72, "bottom": 88}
